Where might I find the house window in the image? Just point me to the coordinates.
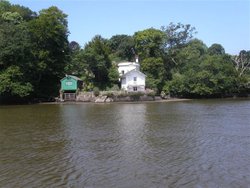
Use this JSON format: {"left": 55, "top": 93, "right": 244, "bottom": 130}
{"left": 133, "top": 87, "right": 137, "bottom": 91}
{"left": 133, "top": 77, "right": 137, "bottom": 81}
{"left": 121, "top": 70, "right": 124, "bottom": 75}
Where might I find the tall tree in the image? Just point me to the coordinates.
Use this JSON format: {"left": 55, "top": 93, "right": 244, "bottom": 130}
{"left": 232, "top": 50, "right": 250, "bottom": 93}
{"left": 28, "top": 6, "right": 70, "bottom": 97}
{"left": 134, "top": 28, "right": 166, "bottom": 59}
{"left": 134, "top": 28, "right": 166, "bottom": 92}
{"left": 167, "top": 55, "right": 238, "bottom": 97}
{"left": 0, "top": 66, "right": 33, "bottom": 97}
{"left": 0, "top": 0, "right": 36, "bottom": 23}
{"left": 0, "top": 5, "right": 34, "bottom": 98}
{"left": 161, "top": 23, "right": 197, "bottom": 83}
{"left": 232, "top": 50, "right": 250, "bottom": 77}
{"left": 141, "top": 57, "right": 166, "bottom": 92}
{"left": 108, "top": 34, "right": 135, "bottom": 61}
{"left": 161, "top": 22, "right": 196, "bottom": 49}
{"left": 208, "top": 43, "right": 225, "bottom": 55}
{"left": 82, "top": 35, "right": 112, "bottom": 89}
{"left": 173, "top": 39, "right": 207, "bottom": 72}
{"left": 65, "top": 41, "right": 82, "bottom": 75}
{"left": 0, "top": 0, "right": 11, "bottom": 15}
{"left": 9, "top": 4, "right": 36, "bottom": 21}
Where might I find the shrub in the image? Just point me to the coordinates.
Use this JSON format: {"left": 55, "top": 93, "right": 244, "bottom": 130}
{"left": 106, "top": 91, "right": 114, "bottom": 98}
{"left": 93, "top": 87, "right": 100, "bottom": 96}
{"left": 117, "top": 91, "right": 128, "bottom": 98}
{"left": 128, "top": 92, "right": 144, "bottom": 101}
{"left": 110, "top": 84, "right": 120, "bottom": 91}
{"left": 147, "top": 91, "right": 156, "bottom": 97}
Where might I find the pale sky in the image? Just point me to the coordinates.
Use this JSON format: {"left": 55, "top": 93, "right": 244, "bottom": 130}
{"left": 10, "top": 0, "right": 250, "bottom": 55}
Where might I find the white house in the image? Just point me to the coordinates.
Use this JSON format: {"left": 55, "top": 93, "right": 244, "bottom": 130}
{"left": 118, "top": 57, "right": 146, "bottom": 92}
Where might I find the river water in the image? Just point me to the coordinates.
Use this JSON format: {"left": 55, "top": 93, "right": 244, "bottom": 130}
{"left": 0, "top": 99, "right": 250, "bottom": 188}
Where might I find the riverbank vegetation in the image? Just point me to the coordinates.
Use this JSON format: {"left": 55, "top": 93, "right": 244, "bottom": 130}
{"left": 0, "top": 1, "right": 249, "bottom": 103}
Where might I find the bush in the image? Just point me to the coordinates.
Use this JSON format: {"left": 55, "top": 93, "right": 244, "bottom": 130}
{"left": 106, "top": 91, "right": 114, "bottom": 98}
{"left": 128, "top": 92, "right": 144, "bottom": 101}
{"left": 93, "top": 87, "right": 100, "bottom": 96}
{"left": 161, "top": 82, "right": 171, "bottom": 98}
{"left": 117, "top": 91, "right": 128, "bottom": 98}
{"left": 162, "top": 82, "right": 170, "bottom": 95}
{"left": 147, "top": 91, "right": 156, "bottom": 97}
{"left": 110, "top": 84, "right": 120, "bottom": 91}
{"left": 145, "top": 89, "right": 156, "bottom": 97}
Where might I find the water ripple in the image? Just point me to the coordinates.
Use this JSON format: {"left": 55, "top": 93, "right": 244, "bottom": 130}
{"left": 0, "top": 100, "right": 250, "bottom": 187}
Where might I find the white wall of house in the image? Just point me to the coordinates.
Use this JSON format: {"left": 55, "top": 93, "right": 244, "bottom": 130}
{"left": 118, "top": 62, "right": 140, "bottom": 76}
{"left": 121, "top": 70, "right": 145, "bottom": 91}
{"left": 118, "top": 57, "right": 146, "bottom": 91}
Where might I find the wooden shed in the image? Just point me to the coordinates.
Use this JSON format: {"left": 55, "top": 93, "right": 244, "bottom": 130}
{"left": 60, "top": 75, "right": 83, "bottom": 101}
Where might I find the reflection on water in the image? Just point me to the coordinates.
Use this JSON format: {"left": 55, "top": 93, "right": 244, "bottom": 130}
{"left": 0, "top": 99, "right": 250, "bottom": 187}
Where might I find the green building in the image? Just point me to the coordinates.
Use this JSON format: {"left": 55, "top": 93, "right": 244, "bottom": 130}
{"left": 60, "top": 75, "right": 83, "bottom": 101}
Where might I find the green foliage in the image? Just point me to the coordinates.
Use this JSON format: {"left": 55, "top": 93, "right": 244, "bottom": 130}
{"left": 134, "top": 28, "right": 166, "bottom": 59}
{"left": 0, "top": 2, "right": 70, "bottom": 101}
{"left": 108, "top": 34, "right": 135, "bottom": 61}
{"left": 9, "top": 4, "right": 36, "bottom": 21}
{"left": 208, "top": 43, "right": 225, "bottom": 55}
{"left": 167, "top": 73, "right": 187, "bottom": 97}
{"left": 81, "top": 35, "right": 112, "bottom": 89}
{"left": 128, "top": 92, "right": 144, "bottom": 101}
{"left": 2, "top": 11, "right": 23, "bottom": 23}
{"left": 0, "top": 0, "right": 11, "bottom": 15}
{"left": 0, "top": 9, "right": 33, "bottom": 99}
{"left": 107, "top": 84, "right": 120, "bottom": 91}
{"left": 93, "top": 87, "right": 100, "bottom": 97}
{"left": 141, "top": 57, "right": 166, "bottom": 92}
{"left": 232, "top": 50, "right": 250, "bottom": 79}
{"left": 0, "top": 22, "right": 31, "bottom": 69}
{"left": 174, "top": 39, "right": 207, "bottom": 71}
{"left": 28, "top": 6, "right": 70, "bottom": 97}
{"left": 168, "top": 55, "right": 239, "bottom": 97}
{"left": 108, "top": 63, "right": 119, "bottom": 85}
{"left": 146, "top": 90, "right": 156, "bottom": 97}
{"left": 0, "top": 66, "right": 33, "bottom": 97}
{"left": 112, "top": 85, "right": 120, "bottom": 91}
{"left": 162, "top": 82, "right": 170, "bottom": 95}
{"left": 65, "top": 41, "right": 86, "bottom": 76}
{"left": 66, "top": 37, "right": 120, "bottom": 91}
{"left": 134, "top": 28, "right": 169, "bottom": 93}
{"left": 161, "top": 22, "right": 196, "bottom": 49}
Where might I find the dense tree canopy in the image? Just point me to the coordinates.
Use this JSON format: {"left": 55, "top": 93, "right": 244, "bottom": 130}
{"left": 161, "top": 22, "right": 196, "bottom": 49}
{"left": 133, "top": 28, "right": 167, "bottom": 91}
{"left": 0, "top": 1, "right": 34, "bottom": 99}
{"left": 0, "top": 1, "right": 249, "bottom": 103}
{"left": 208, "top": 43, "right": 225, "bottom": 55}
{"left": 108, "top": 34, "right": 135, "bottom": 61}
{"left": 0, "top": 1, "right": 69, "bottom": 101}
{"left": 28, "top": 6, "right": 70, "bottom": 97}
{"left": 166, "top": 55, "right": 239, "bottom": 97}
{"left": 81, "top": 35, "right": 113, "bottom": 89}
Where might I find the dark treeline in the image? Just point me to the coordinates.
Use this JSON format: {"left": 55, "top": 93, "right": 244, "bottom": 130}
{"left": 0, "top": 1, "right": 249, "bottom": 103}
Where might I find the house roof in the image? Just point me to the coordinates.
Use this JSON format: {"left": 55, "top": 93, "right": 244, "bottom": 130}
{"left": 61, "top": 75, "right": 82, "bottom": 81}
{"left": 118, "top": 61, "right": 139, "bottom": 67}
{"left": 121, "top": 69, "right": 146, "bottom": 78}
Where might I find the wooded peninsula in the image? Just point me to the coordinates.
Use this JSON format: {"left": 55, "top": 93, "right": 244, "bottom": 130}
{"left": 0, "top": 0, "right": 249, "bottom": 104}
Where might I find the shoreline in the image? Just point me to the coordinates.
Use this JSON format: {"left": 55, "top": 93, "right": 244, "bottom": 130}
{"left": 1, "top": 96, "right": 249, "bottom": 106}
{"left": 41, "top": 98, "right": 191, "bottom": 105}
{"left": 40, "top": 96, "right": 250, "bottom": 105}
